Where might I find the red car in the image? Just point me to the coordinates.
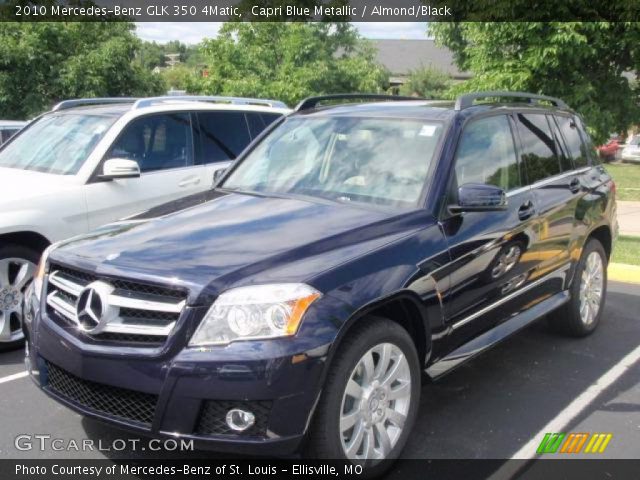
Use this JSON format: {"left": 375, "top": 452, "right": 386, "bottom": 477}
{"left": 598, "top": 137, "right": 621, "bottom": 161}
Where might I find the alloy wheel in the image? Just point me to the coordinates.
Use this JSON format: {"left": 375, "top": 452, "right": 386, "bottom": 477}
{"left": 339, "top": 342, "right": 412, "bottom": 460}
{"left": 0, "top": 257, "right": 35, "bottom": 342}
{"left": 579, "top": 251, "right": 604, "bottom": 326}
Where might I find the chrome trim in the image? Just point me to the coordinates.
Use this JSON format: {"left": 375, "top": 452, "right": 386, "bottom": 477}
{"left": 107, "top": 295, "right": 184, "bottom": 313}
{"left": 451, "top": 264, "right": 570, "bottom": 330}
{"left": 505, "top": 167, "right": 591, "bottom": 198}
{"left": 45, "top": 267, "right": 185, "bottom": 340}
{"left": 48, "top": 272, "right": 83, "bottom": 296}
{"left": 46, "top": 291, "right": 77, "bottom": 321}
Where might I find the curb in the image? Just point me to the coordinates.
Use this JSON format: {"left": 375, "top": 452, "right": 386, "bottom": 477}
{"left": 608, "top": 263, "right": 640, "bottom": 285}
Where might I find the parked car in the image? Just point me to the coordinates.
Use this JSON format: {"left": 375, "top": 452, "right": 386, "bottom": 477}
{"left": 621, "top": 135, "right": 640, "bottom": 163}
{"left": 597, "top": 135, "right": 621, "bottom": 162}
{"left": 25, "top": 92, "right": 616, "bottom": 473}
{"left": 0, "top": 120, "right": 27, "bottom": 145}
{"left": 0, "top": 96, "right": 289, "bottom": 347}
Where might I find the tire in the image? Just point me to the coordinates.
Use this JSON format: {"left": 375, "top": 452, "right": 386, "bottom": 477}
{"left": 305, "top": 316, "right": 421, "bottom": 476}
{"left": 549, "top": 238, "right": 607, "bottom": 337}
{"left": 0, "top": 244, "right": 40, "bottom": 350}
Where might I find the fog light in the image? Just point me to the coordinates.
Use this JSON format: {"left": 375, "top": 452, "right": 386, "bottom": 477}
{"left": 226, "top": 408, "right": 255, "bottom": 432}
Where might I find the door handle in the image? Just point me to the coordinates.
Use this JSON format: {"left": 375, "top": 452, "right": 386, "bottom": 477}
{"left": 179, "top": 177, "right": 201, "bottom": 188}
{"left": 518, "top": 201, "right": 535, "bottom": 220}
{"left": 569, "top": 177, "right": 581, "bottom": 193}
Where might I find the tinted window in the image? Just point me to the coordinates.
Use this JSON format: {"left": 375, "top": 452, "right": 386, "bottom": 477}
{"left": 109, "top": 113, "right": 193, "bottom": 173}
{"left": 454, "top": 115, "right": 520, "bottom": 191}
{"left": 548, "top": 115, "right": 573, "bottom": 172}
{"left": 557, "top": 116, "right": 589, "bottom": 168}
{"left": 516, "top": 113, "right": 561, "bottom": 183}
{"left": 1, "top": 128, "right": 19, "bottom": 143}
{"left": 197, "top": 111, "right": 250, "bottom": 164}
{"left": 246, "top": 112, "right": 282, "bottom": 139}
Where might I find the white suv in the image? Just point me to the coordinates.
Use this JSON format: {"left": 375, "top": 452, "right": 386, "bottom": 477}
{"left": 0, "top": 96, "right": 289, "bottom": 346}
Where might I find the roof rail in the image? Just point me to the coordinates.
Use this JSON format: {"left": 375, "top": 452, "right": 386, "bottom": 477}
{"left": 52, "top": 98, "right": 138, "bottom": 112}
{"left": 295, "top": 94, "right": 423, "bottom": 112}
{"left": 133, "top": 96, "right": 288, "bottom": 110}
{"left": 455, "top": 91, "right": 568, "bottom": 110}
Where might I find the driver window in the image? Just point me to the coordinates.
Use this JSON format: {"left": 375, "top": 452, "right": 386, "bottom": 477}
{"left": 454, "top": 115, "right": 521, "bottom": 191}
{"left": 108, "top": 113, "right": 193, "bottom": 173}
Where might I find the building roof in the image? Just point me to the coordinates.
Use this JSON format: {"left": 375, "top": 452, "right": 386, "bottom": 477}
{"left": 371, "top": 39, "right": 471, "bottom": 79}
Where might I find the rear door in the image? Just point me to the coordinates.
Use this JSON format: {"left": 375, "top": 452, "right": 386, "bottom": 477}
{"left": 85, "top": 112, "right": 205, "bottom": 229}
{"left": 514, "top": 112, "right": 580, "bottom": 277}
{"left": 440, "top": 113, "right": 539, "bottom": 346}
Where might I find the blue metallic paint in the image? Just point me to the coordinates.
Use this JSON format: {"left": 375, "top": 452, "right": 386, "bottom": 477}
{"left": 25, "top": 101, "right": 616, "bottom": 456}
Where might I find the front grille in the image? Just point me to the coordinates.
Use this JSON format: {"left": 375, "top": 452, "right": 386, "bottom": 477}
{"left": 45, "top": 263, "right": 186, "bottom": 347}
{"left": 46, "top": 361, "right": 157, "bottom": 427}
{"left": 195, "top": 400, "right": 272, "bottom": 436}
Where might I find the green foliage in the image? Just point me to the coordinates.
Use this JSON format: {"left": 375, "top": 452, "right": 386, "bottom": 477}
{"left": 189, "top": 22, "right": 388, "bottom": 107}
{"left": 399, "top": 66, "right": 451, "bottom": 99}
{"left": 430, "top": 22, "right": 640, "bottom": 143}
{"left": 0, "top": 22, "right": 165, "bottom": 119}
{"left": 160, "top": 64, "right": 201, "bottom": 92}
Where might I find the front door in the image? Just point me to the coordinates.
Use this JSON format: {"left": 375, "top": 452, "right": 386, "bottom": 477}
{"left": 85, "top": 112, "right": 207, "bottom": 229}
{"left": 440, "top": 114, "right": 539, "bottom": 348}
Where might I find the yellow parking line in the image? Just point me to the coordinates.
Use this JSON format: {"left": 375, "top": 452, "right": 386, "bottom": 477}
{"left": 608, "top": 263, "right": 640, "bottom": 284}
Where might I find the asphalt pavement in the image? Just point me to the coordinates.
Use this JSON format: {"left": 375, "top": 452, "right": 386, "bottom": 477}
{"left": 0, "top": 282, "right": 638, "bottom": 464}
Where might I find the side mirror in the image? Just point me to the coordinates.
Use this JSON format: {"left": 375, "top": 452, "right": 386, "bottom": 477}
{"left": 101, "top": 158, "right": 141, "bottom": 180}
{"left": 213, "top": 168, "right": 226, "bottom": 185}
{"left": 449, "top": 183, "right": 507, "bottom": 213}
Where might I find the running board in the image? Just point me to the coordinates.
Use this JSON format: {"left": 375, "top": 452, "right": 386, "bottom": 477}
{"left": 426, "top": 290, "right": 570, "bottom": 379}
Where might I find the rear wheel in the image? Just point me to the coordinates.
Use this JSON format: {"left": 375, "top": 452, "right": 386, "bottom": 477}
{"left": 306, "top": 317, "right": 420, "bottom": 475}
{"left": 549, "top": 239, "right": 607, "bottom": 337}
{"left": 0, "top": 245, "right": 39, "bottom": 350}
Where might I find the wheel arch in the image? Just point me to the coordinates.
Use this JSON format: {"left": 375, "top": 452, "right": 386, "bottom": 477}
{"left": 0, "top": 231, "right": 51, "bottom": 254}
{"left": 587, "top": 224, "right": 613, "bottom": 261}
{"left": 327, "top": 290, "right": 432, "bottom": 371}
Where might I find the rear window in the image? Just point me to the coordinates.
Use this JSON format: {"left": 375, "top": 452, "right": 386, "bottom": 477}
{"left": 516, "top": 113, "right": 562, "bottom": 183}
{"left": 555, "top": 115, "right": 589, "bottom": 168}
{"left": 196, "top": 111, "right": 250, "bottom": 164}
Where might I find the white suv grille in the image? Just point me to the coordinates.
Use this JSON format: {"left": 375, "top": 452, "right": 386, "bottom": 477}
{"left": 45, "top": 264, "right": 186, "bottom": 346}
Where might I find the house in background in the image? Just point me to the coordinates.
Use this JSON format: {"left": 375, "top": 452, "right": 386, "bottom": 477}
{"left": 371, "top": 39, "right": 471, "bottom": 87}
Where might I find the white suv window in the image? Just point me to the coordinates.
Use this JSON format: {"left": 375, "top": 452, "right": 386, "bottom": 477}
{"left": 0, "top": 114, "right": 116, "bottom": 175}
{"left": 108, "top": 113, "right": 194, "bottom": 173}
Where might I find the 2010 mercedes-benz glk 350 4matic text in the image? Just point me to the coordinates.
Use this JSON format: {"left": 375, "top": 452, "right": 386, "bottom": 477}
{"left": 24, "top": 92, "right": 617, "bottom": 472}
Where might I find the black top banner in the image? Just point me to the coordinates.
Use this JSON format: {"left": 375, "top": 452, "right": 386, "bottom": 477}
{"left": 1, "top": 0, "right": 640, "bottom": 22}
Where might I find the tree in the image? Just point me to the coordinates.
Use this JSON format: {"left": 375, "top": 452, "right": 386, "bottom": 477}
{"left": 160, "top": 64, "right": 200, "bottom": 92}
{"left": 0, "top": 22, "right": 165, "bottom": 119}
{"left": 399, "top": 66, "right": 451, "bottom": 99}
{"left": 430, "top": 22, "right": 640, "bottom": 142}
{"left": 190, "top": 22, "right": 388, "bottom": 107}
{"left": 138, "top": 41, "right": 167, "bottom": 70}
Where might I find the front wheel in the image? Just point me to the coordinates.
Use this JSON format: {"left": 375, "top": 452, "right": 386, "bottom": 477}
{"left": 0, "top": 245, "right": 39, "bottom": 350}
{"left": 549, "top": 238, "right": 607, "bottom": 337}
{"left": 305, "top": 317, "right": 421, "bottom": 475}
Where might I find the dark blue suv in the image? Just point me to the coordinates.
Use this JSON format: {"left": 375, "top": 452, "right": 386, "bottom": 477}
{"left": 24, "top": 92, "right": 617, "bottom": 471}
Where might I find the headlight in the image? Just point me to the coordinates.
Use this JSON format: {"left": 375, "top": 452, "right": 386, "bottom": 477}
{"left": 32, "top": 244, "right": 55, "bottom": 300}
{"left": 189, "top": 284, "right": 321, "bottom": 347}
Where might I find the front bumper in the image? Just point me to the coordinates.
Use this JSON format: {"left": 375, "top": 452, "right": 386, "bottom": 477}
{"left": 24, "top": 294, "right": 333, "bottom": 456}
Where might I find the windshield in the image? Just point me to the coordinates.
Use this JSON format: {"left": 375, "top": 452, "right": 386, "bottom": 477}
{"left": 222, "top": 116, "right": 443, "bottom": 208}
{"left": 0, "top": 113, "right": 116, "bottom": 175}
{"left": 629, "top": 136, "right": 640, "bottom": 146}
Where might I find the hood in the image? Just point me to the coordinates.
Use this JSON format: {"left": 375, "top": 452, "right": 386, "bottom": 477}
{"left": 51, "top": 191, "right": 427, "bottom": 301}
{"left": 0, "top": 167, "right": 76, "bottom": 201}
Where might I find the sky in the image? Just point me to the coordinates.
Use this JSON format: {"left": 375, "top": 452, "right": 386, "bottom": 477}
{"left": 135, "top": 22, "right": 428, "bottom": 44}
